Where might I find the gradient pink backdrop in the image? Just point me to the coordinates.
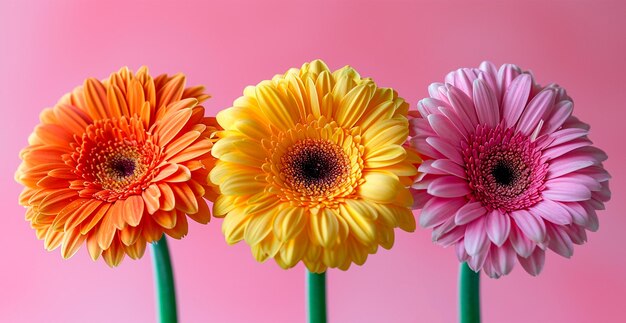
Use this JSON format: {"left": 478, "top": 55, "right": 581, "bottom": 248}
{"left": 1, "top": 0, "right": 625, "bottom": 322}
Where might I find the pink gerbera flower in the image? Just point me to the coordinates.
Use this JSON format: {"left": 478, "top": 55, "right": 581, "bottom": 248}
{"left": 409, "top": 62, "right": 610, "bottom": 278}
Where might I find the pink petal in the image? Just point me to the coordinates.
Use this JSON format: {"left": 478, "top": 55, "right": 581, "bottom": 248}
{"left": 431, "top": 159, "right": 467, "bottom": 179}
{"left": 547, "top": 173, "right": 602, "bottom": 191}
{"left": 580, "top": 202, "right": 599, "bottom": 231}
{"left": 408, "top": 117, "right": 436, "bottom": 137}
{"left": 546, "top": 224, "right": 574, "bottom": 258}
{"left": 478, "top": 61, "right": 499, "bottom": 97}
{"left": 560, "top": 202, "right": 588, "bottom": 226}
{"left": 446, "top": 85, "right": 479, "bottom": 126}
{"left": 453, "top": 68, "right": 478, "bottom": 97}
{"left": 547, "top": 128, "right": 589, "bottom": 147}
{"left": 518, "top": 248, "right": 545, "bottom": 276}
{"left": 431, "top": 216, "right": 457, "bottom": 241}
{"left": 428, "top": 83, "right": 445, "bottom": 99}
{"left": 465, "top": 217, "right": 489, "bottom": 256}
{"left": 510, "top": 209, "right": 546, "bottom": 243}
{"left": 509, "top": 225, "right": 536, "bottom": 258}
{"left": 418, "top": 160, "right": 448, "bottom": 175}
{"left": 409, "top": 137, "right": 446, "bottom": 160}
{"left": 455, "top": 239, "right": 470, "bottom": 262}
{"left": 410, "top": 190, "right": 430, "bottom": 209}
{"left": 427, "top": 114, "right": 464, "bottom": 144}
{"left": 418, "top": 98, "right": 446, "bottom": 117}
{"left": 502, "top": 74, "right": 532, "bottom": 127}
{"left": 547, "top": 155, "right": 595, "bottom": 179}
{"left": 543, "top": 182, "right": 591, "bottom": 202}
{"left": 574, "top": 146, "right": 608, "bottom": 162}
{"left": 472, "top": 78, "right": 499, "bottom": 127}
{"left": 467, "top": 248, "right": 489, "bottom": 272}
{"left": 419, "top": 197, "right": 466, "bottom": 228}
{"left": 426, "top": 137, "right": 463, "bottom": 165}
{"left": 531, "top": 199, "right": 573, "bottom": 225}
{"left": 435, "top": 225, "right": 465, "bottom": 247}
{"left": 496, "top": 64, "right": 522, "bottom": 102}
{"left": 437, "top": 105, "right": 472, "bottom": 136}
{"left": 578, "top": 166, "right": 611, "bottom": 182}
{"left": 485, "top": 209, "right": 511, "bottom": 247}
{"left": 542, "top": 139, "right": 591, "bottom": 159}
{"left": 592, "top": 182, "right": 611, "bottom": 202}
{"left": 489, "top": 243, "right": 516, "bottom": 277}
{"left": 517, "top": 89, "right": 555, "bottom": 136}
{"left": 541, "top": 100, "right": 573, "bottom": 135}
{"left": 455, "top": 202, "right": 487, "bottom": 225}
{"left": 427, "top": 176, "right": 470, "bottom": 198}
{"left": 563, "top": 224, "right": 587, "bottom": 245}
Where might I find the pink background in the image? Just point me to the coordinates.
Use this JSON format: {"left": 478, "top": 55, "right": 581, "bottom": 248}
{"left": 1, "top": 0, "right": 625, "bottom": 322}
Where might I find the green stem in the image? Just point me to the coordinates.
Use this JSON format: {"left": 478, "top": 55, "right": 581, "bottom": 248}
{"left": 151, "top": 235, "right": 178, "bottom": 323}
{"left": 306, "top": 270, "right": 327, "bottom": 323}
{"left": 459, "top": 262, "right": 480, "bottom": 323}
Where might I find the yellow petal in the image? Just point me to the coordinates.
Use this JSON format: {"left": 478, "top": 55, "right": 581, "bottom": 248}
{"left": 273, "top": 207, "right": 307, "bottom": 242}
{"left": 358, "top": 172, "right": 401, "bottom": 203}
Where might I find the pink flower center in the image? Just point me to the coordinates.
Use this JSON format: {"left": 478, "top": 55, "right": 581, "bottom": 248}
{"left": 462, "top": 125, "right": 548, "bottom": 211}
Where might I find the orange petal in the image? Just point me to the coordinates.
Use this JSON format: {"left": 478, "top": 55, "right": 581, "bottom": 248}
{"left": 84, "top": 78, "right": 109, "bottom": 120}
{"left": 171, "top": 183, "right": 198, "bottom": 214}
{"left": 44, "top": 227, "right": 64, "bottom": 251}
{"left": 164, "top": 211, "right": 188, "bottom": 239}
{"left": 80, "top": 202, "right": 111, "bottom": 235}
{"left": 123, "top": 195, "right": 144, "bottom": 227}
{"left": 163, "top": 130, "right": 202, "bottom": 160}
{"left": 141, "top": 184, "right": 161, "bottom": 214}
{"left": 157, "top": 183, "right": 175, "bottom": 211}
{"left": 97, "top": 210, "right": 118, "bottom": 250}
{"left": 152, "top": 163, "right": 178, "bottom": 182}
{"left": 127, "top": 79, "right": 146, "bottom": 117}
{"left": 120, "top": 224, "right": 142, "bottom": 246}
{"left": 167, "top": 139, "right": 212, "bottom": 164}
{"left": 157, "top": 74, "right": 186, "bottom": 109}
{"left": 86, "top": 232, "right": 103, "bottom": 261}
{"left": 155, "top": 107, "right": 193, "bottom": 146}
{"left": 50, "top": 199, "right": 88, "bottom": 231}
{"left": 105, "top": 85, "right": 122, "bottom": 119}
{"left": 61, "top": 228, "right": 87, "bottom": 259}
{"left": 125, "top": 237, "right": 147, "bottom": 259}
{"left": 187, "top": 196, "right": 211, "bottom": 224}
{"left": 39, "top": 189, "right": 79, "bottom": 215}
{"left": 102, "top": 238, "right": 125, "bottom": 267}
{"left": 152, "top": 209, "right": 177, "bottom": 229}
{"left": 163, "top": 165, "right": 191, "bottom": 183}
{"left": 53, "top": 104, "right": 91, "bottom": 135}
{"left": 65, "top": 199, "right": 103, "bottom": 232}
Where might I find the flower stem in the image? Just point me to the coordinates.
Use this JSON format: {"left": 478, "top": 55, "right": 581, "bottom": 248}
{"left": 306, "top": 270, "right": 327, "bottom": 323}
{"left": 151, "top": 235, "right": 178, "bottom": 323}
{"left": 459, "top": 262, "right": 480, "bottom": 323}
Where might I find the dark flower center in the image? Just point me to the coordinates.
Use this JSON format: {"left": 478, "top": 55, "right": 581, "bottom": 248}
{"left": 110, "top": 157, "right": 137, "bottom": 178}
{"left": 462, "top": 125, "right": 549, "bottom": 211}
{"left": 491, "top": 160, "right": 516, "bottom": 186}
{"left": 282, "top": 139, "right": 350, "bottom": 195}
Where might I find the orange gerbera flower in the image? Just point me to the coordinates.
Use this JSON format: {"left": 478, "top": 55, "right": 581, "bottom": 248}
{"left": 15, "top": 67, "right": 219, "bottom": 266}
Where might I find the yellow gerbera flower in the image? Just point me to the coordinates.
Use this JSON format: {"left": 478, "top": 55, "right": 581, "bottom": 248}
{"left": 211, "top": 60, "right": 419, "bottom": 272}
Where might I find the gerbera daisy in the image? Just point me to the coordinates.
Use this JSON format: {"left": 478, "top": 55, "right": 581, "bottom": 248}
{"left": 410, "top": 62, "right": 610, "bottom": 278}
{"left": 210, "top": 59, "right": 419, "bottom": 272}
{"left": 15, "top": 66, "right": 218, "bottom": 267}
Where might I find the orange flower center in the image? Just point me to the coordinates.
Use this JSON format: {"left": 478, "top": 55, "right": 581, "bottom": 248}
{"left": 72, "top": 117, "right": 162, "bottom": 201}
{"left": 281, "top": 139, "right": 351, "bottom": 196}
